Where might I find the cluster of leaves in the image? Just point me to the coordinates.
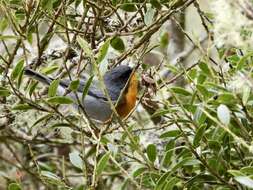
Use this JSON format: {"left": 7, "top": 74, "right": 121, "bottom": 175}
{"left": 1, "top": 0, "right": 253, "bottom": 190}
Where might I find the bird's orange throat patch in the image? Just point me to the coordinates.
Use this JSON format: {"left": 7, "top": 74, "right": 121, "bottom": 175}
{"left": 116, "top": 73, "right": 138, "bottom": 119}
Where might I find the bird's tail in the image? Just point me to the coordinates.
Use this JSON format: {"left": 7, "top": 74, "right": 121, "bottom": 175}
{"left": 24, "top": 68, "right": 52, "bottom": 85}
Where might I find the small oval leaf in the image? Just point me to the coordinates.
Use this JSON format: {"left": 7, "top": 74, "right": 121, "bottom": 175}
{"left": 47, "top": 96, "right": 74, "bottom": 104}
{"left": 199, "top": 61, "right": 212, "bottom": 77}
{"left": 8, "top": 183, "right": 22, "bottom": 190}
{"left": 162, "top": 150, "right": 173, "bottom": 167}
{"left": 147, "top": 144, "right": 157, "bottom": 163}
{"left": 120, "top": 3, "right": 137, "bottom": 12}
{"left": 170, "top": 87, "right": 192, "bottom": 96}
{"left": 110, "top": 36, "right": 125, "bottom": 52}
{"left": 69, "top": 79, "right": 80, "bottom": 91}
{"left": 96, "top": 152, "right": 110, "bottom": 176}
{"left": 217, "top": 104, "right": 230, "bottom": 125}
{"left": 160, "top": 130, "right": 181, "bottom": 138}
{"left": 133, "top": 167, "right": 147, "bottom": 178}
{"left": 97, "top": 39, "right": 110, "bottom": 63}
{"left": 193, "top": 124, "right": 207, "bottom": 147}
{"left": 11, "top": 59, "right": 24, "bottom": 81}
{"left": 77, "top": 36, "right": 95, "bottom": 64}
{"left": 144, "top": 7, "right": 155, "bottom": 26}
{"left": 40, "top": 170, "right": 64, "bottom": 185}
{"left": 82, "top": 76, "right": 94, "bottom": 101}
{"left": 48, "top": 79, "right": 60, "bottom": 97}
{"left": 69, "top": 151, "right": 84, "bottom": 170}
{"left": 150, "top": 0, "right": 162, "bottom": 9}
{"left": 235, "top": 176, "right": 253, "bottom": 188}
{"left": 0, "top": 87, "right": 11, "bottom": 97}
{"left": 12, "top": 104, "right": 33, "bottom": 111}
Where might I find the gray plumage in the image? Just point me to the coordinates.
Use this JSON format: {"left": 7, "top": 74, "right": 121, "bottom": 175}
{"left": 24, "top": 65, "right": 133, "bottom": 122}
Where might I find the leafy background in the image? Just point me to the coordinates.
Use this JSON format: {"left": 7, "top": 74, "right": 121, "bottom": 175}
{"left": 1, "top": 0, "right": 253, "bottom": 189}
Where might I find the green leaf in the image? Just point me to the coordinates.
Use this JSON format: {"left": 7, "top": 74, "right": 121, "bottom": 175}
{"left": 40, "top": 170, "right": 65, "bottom": 186}
{"left": 164, "top": 177, "right": 180, "bottom": 190}
{"left": 170, "top": 87, "right": 192, "bottom": 96}
{"left": 28, "top": 81, "right": 38, "bottom": 96}
{"left": 227, "top": 54, "right": 240, "bottom": 64}
{"left": 82, "top": 76, "right": 94, "bottom": 101}
{"left": 242, "top": 85, "right": 251, "bottom": 105}
{"left": 12, "top": 104, "right": 33, "bottom": 111}
{"left": 198, "top": 61, "right": 212, "bottom": 77}
{"left": 147, "top": 144, "right": 157, "bottom": 163}
{"left": 152, "top": 109, "right": 172, "bottom": 117}
{"left": 69, "top": 151, "right": 84, "bottom": 170}
{"left": 237, "top": 52, "right": 253, "bottom": 70}
{"left": 75, "top": 0, "right": 82, "bottom": 8}
{"left": 69, "top": 79, "right": 80, "bottom": 91}
{"left": 96, "top": 152, "right": 110, "bottom": 176}
{"left": 197, "top": 73, "right": 207, "bottom": 84}
{"left": 217, "top": 104, "right": 230, "bottom": 125}
{"left": 110, "top": 36, "right": 125, "bottom": 52}
{"left": 160, "top": 130, "right": 181, "bottom": 138}
{"left": 193, "top": 124, "right": 207, "bottom": 147}
{"left": 41, "top": 65, "right": 59, "bottom": 74}
{"left": 162, "top": 149, "right": 173, "bottom": 167}
{"left": 165, "top": 140, "right": 175, "bottom": 151}
{"left": 0, "top": 35, "right": 20, "bottom": 40}
{"left": 10, "top": 0, "right": 23, "bottom": 5}
{"left": 111, "top": 0, "right": 118, "bottom": 6}
{"left": 31, "top": 113, "right": 53, "bottom": 127}
{"left": 0, "top": 87, "right": 11, "bottom": 97}
{"left": 0, "top": 18, "right": 8, "bottom": 32}
{"left": 166, "top": 64, "right": 179, "bottom": 74}
{"left": 97, "top": 39, "right": 110, "bottom": 63}
{"left": 150, "top": 172, "right": 160, "bottom": 184}
{"left": 183, "top": 159, "right": 200, "bottom": 166}
{"left": 41, "top": 0, "right": 53, "bottom": 10}
{"left": 27, "top": 30, "right": 33, "bottom": 44}
{"left": 133, "top": 167, "right": 147, "bottom": 178}
{"left": 155, "top": 172, "right": 171, "bottom": 190}
{"left": 185, "top": 174, "right": 216, "bottom": 187}
{"left": 150, "top": 0, "right": 162, "bottom": 9}
{"left": 217, "top": 93, "right": 237, "bottom": 104}
{"left": 188, "top": 68, "right": 197, "bottom": 80}
{"left": 17, "top": 68, "right": 24, "bottom": 89}
{"left": 47, "top": 96, "right": 74, "bottom": 104}
{"left": 77, "top": 36, "right": 95, "bottom": 64}
{"left": 52, "top": 0, "right": 61, "bottom": 8}
{"left": 241, "top": 167, "right": 253, "bottom": 175}
{"left": 37, "top": 161, "right": 54, "bottom": 172}
{"left": 171, "top": 158, "right": 197, "bottom": 172}
{"left": 8, "top": 183, "right": 22, "bottom": 190}
{"left": 160, "top": 32, "right": 169, "bottom": 48}
{"left": 48, "top": 79, "right": 60, "bottom": 97}
{"left": 193, "top": 106, "right": 206, "bottom": 125}
{"left": 228, "top": 170, "right": 244, "bottom": 177}
{"left": 120, "top": 3, "right": 137, "bottom": 12}
{"left": 196, "top": 84, "right": 210, "bottom": 99}
{"left": 234, "top": 176, "right": 253, "bottom": 188}
{"left": 208, "top": 140, "right": 221, "bottom": 152}
{"left": 11, "top": 59, "right": 24, "bottom": 81}
{"left": 144, "top": 7, "right": 155, "bottom": 26}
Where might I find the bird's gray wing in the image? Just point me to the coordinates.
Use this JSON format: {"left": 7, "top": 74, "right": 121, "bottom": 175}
{"left": 60, "top": 78, "right": 113, "bottom": 102}
{"left": 60, "top": 78, "right": 115, "bottom": 122}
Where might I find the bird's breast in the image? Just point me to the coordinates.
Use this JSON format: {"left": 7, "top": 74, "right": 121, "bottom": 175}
{"left": 116, "top": 73, "right": 138, "bottom": 119}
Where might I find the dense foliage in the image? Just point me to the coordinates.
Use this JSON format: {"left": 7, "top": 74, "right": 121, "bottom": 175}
{"left": 1, "top": 0, "right": 253, "bottom": 189}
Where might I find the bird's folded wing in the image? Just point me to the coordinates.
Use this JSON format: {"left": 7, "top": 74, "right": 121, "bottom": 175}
{"left": 59, "top": 79, "right": 118, "bottom": 103}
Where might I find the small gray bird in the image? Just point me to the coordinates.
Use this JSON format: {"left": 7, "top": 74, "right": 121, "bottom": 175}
{"left": 24, "top": 65, "right": 138, "bottom": 123}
